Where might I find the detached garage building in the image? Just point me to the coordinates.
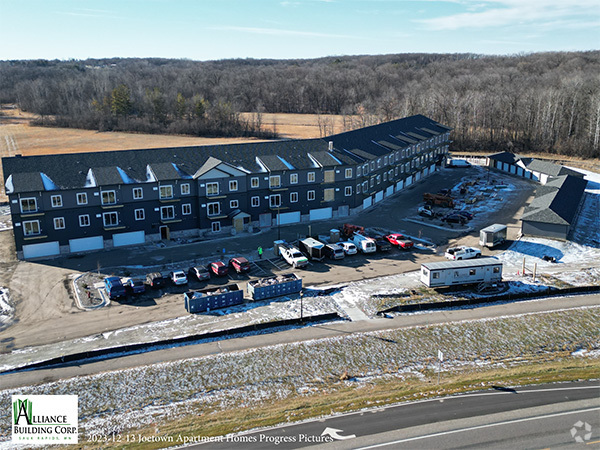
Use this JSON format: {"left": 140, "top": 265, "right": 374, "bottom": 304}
{"left": 521, "top": 175, "right": 588, "bottom": 240}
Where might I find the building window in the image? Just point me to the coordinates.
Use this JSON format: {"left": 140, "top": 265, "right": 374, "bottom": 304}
{"left": 345, "top": 168, "right": 353, "bottom": 179}
{"left": 363, "top": 181, "right": 369, "bottom": 192}
{"left": 384, "top": 156, "right": 388, "bottom": 166}
{"left": 133, "top": 187, "right": 143, "bottom": 200}
{"left": 357, "top": 166, "right": 362, "bottom": 177}
{"left": 364, "top": 163, "right": 369, "bottom": 175}
{"left": 370, "top": 177, "right": 375, "bottom": 188}
{"left": 432, "top": 272, "right": 440, "bottom": 279}
{"left": 290, "top": 173, "right": 298, "bottom": 184}
{"left": 251, "top": 177, "right": 259, "bottom": 188}
{"left": 230, "top": 200, "right": 239, "bottom": 209}
{"left": 493, "top": 267, "right": 500, "bottom": 274}
{"left": 377, "top": 175, "right": 381, "bottom": 185}
{"left": 159, "top": 185, "right": 173, "bottom": 199}
{"left": 50, "top": 195, "right": 62, "bottom": 208}
{"left": 307, "top": 172, "right": 316, "bottom": 183}
{"left": 356, "top": 184, "right": 361, "bottom": 194}
{"left": 134, "top": 209, "right": 145, "bottom": 221}
{"left": 229, "top": 180, "right": 238, "bottom": 191}
{"left": 79, "top": 215, "right": 90, "bottom": 227}
{"left": 269, "top": 175, "right": 281, "bottom": 188}
{"left": 251, "top": 196, "right": 260, "bottom": 207}
{"left": 20, "top": 197, "right": 37, "bottom": 213}
{"left": 101, "top": 190, "right": 116, "bottom": 205}
{"left": 469, "top": 269, "right": 476, "bottom": 276}
{"left": 207, "top": 202, "right": 220, "bottom": 216}
{"left": 103, "top": 211, "right": 118, "bottom": 227}
{"left": 160, "top": 206, "right": 175, "bottom": 221}
{"left": 345, "top": 186, "right": 352, "bottom": 196}
{"left": 23, "top": 220, "right": 40, "bottom": 236}
{"left": 324, "top": 188, "right": 335, "bottom": 202}
{"left": 383, "top": 172, "right": 388, "bottom": 182}
{"left": 206, "top": 182, "right": 219, "bottom": 196}
{"left": 324, "top": 170, "right": 335, "bottom": 183}
{"left": 307, "top": 190, "right": 315, "bottom": 201}
{"left": 211, "top": 222, "right": 221, "bottom": 233}
{"left": 290, "top": 192, "right": 298, "bottom": 203}
{"left": 370, "top": 162, "right": 375, "bottom": 171}
{"left": 269, "top": 194, "right": 281, "bottom": 208}
{"left": 182, "top": 203, "right": 192, "bottom": 215}
{"left": 180, "top": 183, "right": 190, "bottom": 195}
{"left": 53, "top": 217, "right": 65, "bottom": 230}
{"left": 76, "top": 193, "right": 88, "bottom": 205}
{"left": 395, "top": 167, "right": 399, "bottom": 176}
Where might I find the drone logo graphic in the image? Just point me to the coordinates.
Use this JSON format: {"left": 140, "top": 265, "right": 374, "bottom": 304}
{"left": 570, "top": 421, "right": 592, "bottom": 443}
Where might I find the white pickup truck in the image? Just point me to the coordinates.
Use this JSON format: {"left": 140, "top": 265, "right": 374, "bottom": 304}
{"left": 280, "top": 243, "right": 309, "bottom": 268}
{"left": 445, "top": 246, "right": 482, "bottom": 260}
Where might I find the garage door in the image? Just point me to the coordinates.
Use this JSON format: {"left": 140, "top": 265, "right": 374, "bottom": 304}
{"left": 363, "top": 197, "right": 373, "bottom": 209}
{"left": 277, "top": 211, "right": 301, "bottom": 225}
{"left": 396, "top": 180, "right": 404, "bottom": 191}
{"left": 374, "top": 191, "right": 384, "bottom": 203}
{"left": 69, "top": 236, "right": 104, "bottom": 253}
{"left": 113, "top": 230, "right": 145, "bottom": 247}
{"left": 23, "top": 241, "right": 60, "bottom": 259}
{"left": 423, "top": 167, "right": 429, "bottom": 177}
{"left": 309, "top": 207, "right": 332, "bottom": 221}
{"left": 385, "top": 186, "right": 394, "bottom": 197}
{"left": 429, "top": 164, "right": 436, "bottom": 174}
{"left": 405, "top": 176, "right": 413, "bottom": 187}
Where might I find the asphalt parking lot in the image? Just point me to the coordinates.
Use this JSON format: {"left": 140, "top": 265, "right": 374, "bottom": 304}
{"left": 0, "top": 166, "right": 536, "bottom": 351}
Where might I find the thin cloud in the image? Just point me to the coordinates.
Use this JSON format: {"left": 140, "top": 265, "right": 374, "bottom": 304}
{"left": 416, "top": 0, "right": 599, "bottom": 30}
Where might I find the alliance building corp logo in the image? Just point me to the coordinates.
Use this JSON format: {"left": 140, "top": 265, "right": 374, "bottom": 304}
{"left": 12, "top": 395, "right": 78, "bottom": 444}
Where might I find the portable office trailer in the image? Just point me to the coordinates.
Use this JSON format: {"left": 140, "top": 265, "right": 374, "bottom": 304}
{"left": 298, "top": 237, "right": 326, "bottom": 261}
{"left": 479, "top": 224, "right": 508, "bottom": 248}
{"left": 184, "top": 284, "right": 243, "bottom": 313}
{"left": 247, "top": 273, "right": 302, "bottom": 301}
{"left": 420, "top": 257, "right": 503, "bottom": 288}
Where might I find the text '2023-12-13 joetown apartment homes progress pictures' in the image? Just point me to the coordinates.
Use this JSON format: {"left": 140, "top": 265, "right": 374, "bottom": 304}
{"left": 2, "top": 114, "right": 451, "bottom": 260}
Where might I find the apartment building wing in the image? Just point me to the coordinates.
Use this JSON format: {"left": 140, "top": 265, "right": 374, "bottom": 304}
{"left": 2, "top": 114, "right": 451, "bottom": 259}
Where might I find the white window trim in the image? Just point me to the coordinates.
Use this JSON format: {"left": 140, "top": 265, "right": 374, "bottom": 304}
{"left": 182, "top": 203, "right": 192, "bottom": 215}
{"left": 23, "top": 220, "right": 40, "bottom": 236}
{"left": 159, "top": 185, "right": 173, "bottom": 200}
{"left": 79, "top": 215, "right": 90, "bottom": 227}
{"left": 50, "top": 195, "right": 62, "bottom": 208}
{"left": 206, "top": 182, "right": 219, "bottom": 196}
{"left": 132, "top": 187, "right": 143, "bottom": 200}
{"left": 290, "top": 192, "right": 298, "bottom": 203}
{"left": 211, "top": 222, "right": 221, "bottom": 233}
{"left": 102, "top": 211, "right": 118, "bottom": 227}
{"left": 20, "top": 197, "right": 37, "bottom": 213}
{"left": 134, "top": 208, "right": 145, "bottom": 221}
{"left": 161, "top": 205, "right": 175, "bottom": 221}
{"left": 230, "top": 200, "right": 239, "bottom": 209}
{"left": 345, "top": 186, "right": 352, "bottom": 196}
{"left": 269, "top": 194, "right": 281, "bottom": 208}
{"left": 308, "top": 190, "right": 315, "bottom": 201}
{"left": 345, "top": 168, "right": 353, "bottom": 179}
{"left": 76, "top": 193, "right": 88, "bottom": 205}
{"left": 53, "top": 217, "right": 65, "bottom": 230}
{"left": 290, "top": 173, "right": 298, "bottom": 184}
{"left": 251, "top": 177, "right": 259, "bottom": 188}
{"left": 251, "top": 196, "right": 260, "bottom": 207}
{"left": 101, "top": 190, "right": 116, "bottom": 205}
{"left": 180, "top": 183, "right": 190, "bottom": 195}
{"left": 269, "top": 175, "right": 281, "bottom": 188}
{"left": 229, "top": 180, "right": 238, "bottom": 191}
{"left": 307, "top": 172, "right": 316, "bottom": 183}
{"left": 207, "top": 202, "right": 220, "bottom": 216}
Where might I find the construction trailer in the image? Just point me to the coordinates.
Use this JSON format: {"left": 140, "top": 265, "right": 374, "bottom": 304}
{"left": 479, "top": 224, "right": 508, "bottom": 248}
{"left": 184, "top": 284, "right": 243, "bottom": 313}
{"left": 247, "top": 273, "right": 302, "bottom": 301}
{"left": 420, "top": 257, "right": 503, "bottom": 288}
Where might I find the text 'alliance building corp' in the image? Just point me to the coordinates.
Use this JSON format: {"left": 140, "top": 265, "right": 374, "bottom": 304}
{"left": 2, "top": 115, "right": 451, "bottom": 259}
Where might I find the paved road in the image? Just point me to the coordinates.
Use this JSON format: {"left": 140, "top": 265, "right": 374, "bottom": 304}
{"left": 1, "top": 293, "right": 598, "bottom": 390}
{"left": 189, "top": 381, "right": 600, "bottom": 449}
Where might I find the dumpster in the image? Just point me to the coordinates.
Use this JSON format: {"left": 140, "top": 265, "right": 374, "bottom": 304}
{"left": 247, "top": 273, "right": 302, "bottom": 301}
{"left": 184, "top": 284, "right": 243, "bottom": 313}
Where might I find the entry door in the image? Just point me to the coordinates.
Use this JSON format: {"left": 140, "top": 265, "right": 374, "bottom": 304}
{"left": 160, "top": 225, "right": 170, "bottom": 240}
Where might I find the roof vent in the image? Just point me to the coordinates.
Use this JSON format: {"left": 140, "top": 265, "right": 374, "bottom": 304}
{"left": 328, "top": 141, "right": 333, "bottom": 151}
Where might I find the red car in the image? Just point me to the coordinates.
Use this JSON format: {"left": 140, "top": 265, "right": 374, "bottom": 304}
{"left": 229, "top": 257, "right": 251, "bottom": 274}
{"left": 384, "top": 233, "right": 414, "bottom": 249}
{"left": 209, "top": 261, "right": 229, "bottom": 276}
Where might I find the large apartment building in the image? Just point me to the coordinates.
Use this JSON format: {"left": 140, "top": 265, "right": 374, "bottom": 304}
{"left": 2, "top": 114, "right": 451, "bottom": 259}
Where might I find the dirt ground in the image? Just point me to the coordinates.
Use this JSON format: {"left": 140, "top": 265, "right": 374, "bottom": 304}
{"left": 0, "top": 167, "right": 536, "bottom": 352}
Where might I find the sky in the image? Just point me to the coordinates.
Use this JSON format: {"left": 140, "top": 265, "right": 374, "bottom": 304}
{"left": 0, "top": 0, "right": 598, "bottom": 61}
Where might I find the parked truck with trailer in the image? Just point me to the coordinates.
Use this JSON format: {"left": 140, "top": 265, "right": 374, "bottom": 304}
{"left": 247, "top": 273, "right": 303, "bottom": 301}
{"left": 479, "top": 224, "right": 508, "bottom": 248}
{"left": 352, "top": 233, "right": 377, "bottom": 253}
{"left": 184, "top": 284, "right": 243, "bottom": 313}
{"left": 298, "top": 237, "right": 326, "bottom": 261}
{"left": 420, "top": 257, "right": 503, "bottom": 288}
{"left": 279, "top": 243, "right": 309, "bottom": 268}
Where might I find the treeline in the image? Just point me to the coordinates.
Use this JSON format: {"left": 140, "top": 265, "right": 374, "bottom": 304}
{"left": 1, "top": 52, "right": 599, "bottom": 157}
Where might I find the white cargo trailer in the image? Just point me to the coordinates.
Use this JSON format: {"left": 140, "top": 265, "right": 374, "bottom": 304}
{"left": 479, "top": 224, "right": 508, "bottom": 248}
{"left": 420, "top": 257, "right": 503, "bottom": 288}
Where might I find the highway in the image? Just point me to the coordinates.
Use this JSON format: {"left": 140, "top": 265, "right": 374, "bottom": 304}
{"left": 192, "top": 382, "right": 600, "bottom": 449}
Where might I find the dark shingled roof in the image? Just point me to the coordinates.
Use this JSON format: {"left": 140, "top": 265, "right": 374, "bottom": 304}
{"left": 525, "top": 159, "right": 583, "bottom": 178}
{"left": 488, "top": 152, "right": 521, "bottom": 165}
{"left": 521, "top": 175, "right": 588, "bottom": 225}
{"left": 2, "top": 115, "right": 450, "bottom": 193}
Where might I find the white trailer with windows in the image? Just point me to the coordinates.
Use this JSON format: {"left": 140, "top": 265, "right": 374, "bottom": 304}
{"left": 479, "top": 224, "right": 507, "bottom": 248}
{"left": 420, "top": 257, "right": 503, "bottom": 288}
